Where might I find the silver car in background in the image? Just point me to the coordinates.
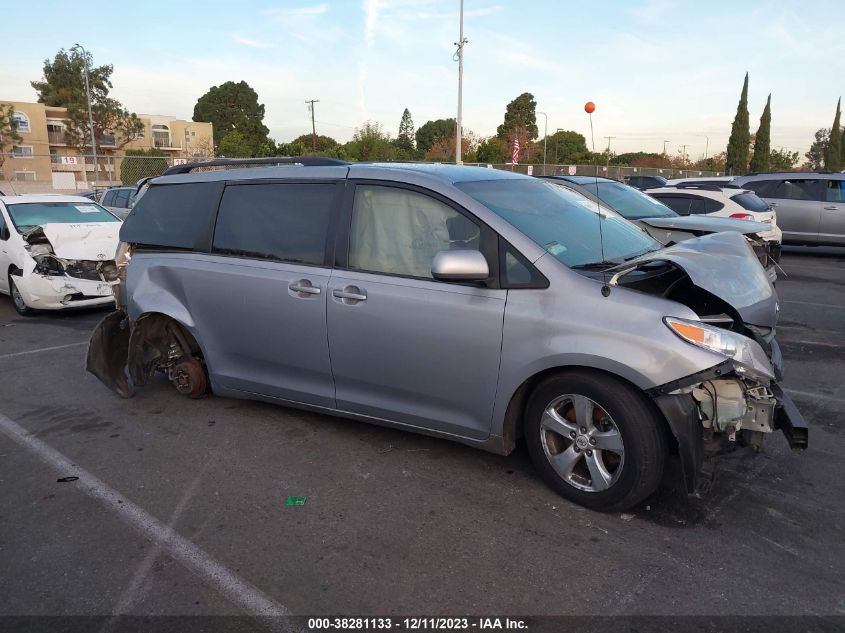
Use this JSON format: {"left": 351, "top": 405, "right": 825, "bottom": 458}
{"left": 87, "top": 158, "right": 807, "bottom": 512}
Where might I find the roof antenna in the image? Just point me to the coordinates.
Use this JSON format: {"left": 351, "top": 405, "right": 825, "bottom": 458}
{"left": 585, "top": 101, "right": 611, "bottom": 297}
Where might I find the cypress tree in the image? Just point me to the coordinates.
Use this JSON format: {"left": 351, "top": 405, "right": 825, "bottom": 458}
{"left": 825, "top": 98, "right": 842, "bottom": 171}
{"left": 725, "top": 72, "right": 751, "bottom": 175}
{"left": 749, "top": 94, "right": 771, "bottom": 173}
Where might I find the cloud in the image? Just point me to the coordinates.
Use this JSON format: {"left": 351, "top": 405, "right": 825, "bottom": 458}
{"left": 232, "top": 35, "right": 275, "bottom": 49}
{"left": 363, "top": 0, "right": 382, "bottom": 47}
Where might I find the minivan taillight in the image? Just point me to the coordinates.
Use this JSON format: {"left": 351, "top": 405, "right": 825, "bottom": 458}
{"left": 730, "top": 213, "right": 753, "bottom": 220}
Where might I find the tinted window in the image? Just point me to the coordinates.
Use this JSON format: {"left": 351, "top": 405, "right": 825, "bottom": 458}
{"left": 774, "top": 179, "right": 822, "bottom": 201}
{"left": 114, "top": 189, "right": 131, "bottom": 208}
{"left": 653, "top": 195, "right": 692, "bottom": 215}
{"left": 6, "top": 202, "right": 120, "bottom": 231}
{"left": 825, "top": 180, "right": 845, "bottom": 202}
{"left": 731, "top": 192, "right": 770, "bottom": 212}
{"left": 743, "top": 179, "right": 780, "bottom": 197}
{"left": 686, "top": 196, "right": 707, "bottom": 215}
{"left": 349, "top": 185, "right": 480, "bottom": 279}
{"left": 456, "top": 179, "right": 658, "bottom": 268}
{"left": 101, "top": 190, "right": 115, "bottom": 206}
{"left": 121, "top": 182, "right": 223, "bottom": 250}
{"left": 213, "top": 183, "right": 335, "bottom": 265}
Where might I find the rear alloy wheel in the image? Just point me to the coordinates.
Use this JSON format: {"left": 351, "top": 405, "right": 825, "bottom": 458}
{"left": 9, "top": 274, "right": 35, "bottom": 316}
{"left": 525, "top": 371, "right": 667, "bottom": 512}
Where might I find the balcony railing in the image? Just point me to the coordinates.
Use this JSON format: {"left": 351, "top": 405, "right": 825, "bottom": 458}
{"left": 48, "top": 130, "right": 66, "bottom": 145}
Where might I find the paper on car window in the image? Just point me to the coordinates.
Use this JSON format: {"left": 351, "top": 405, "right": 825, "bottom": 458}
{"left": 76, "top": 205, "right": 100, "bottom": 213}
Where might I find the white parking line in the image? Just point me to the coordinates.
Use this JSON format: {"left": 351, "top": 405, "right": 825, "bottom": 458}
{"left": 0, "top": 341, "right": 87, "bottom": 360}
{"left": 0, "top": 412, "right": 291, "bottom": 619}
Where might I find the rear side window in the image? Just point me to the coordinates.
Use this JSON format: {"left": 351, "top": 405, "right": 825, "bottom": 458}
{"left": 771, "top": 179, "right": 822, "bottom": 201}
{"left": 213, "top": 183, "right": 335, "bottom": 265}
{"left": 121, "top": 183, "right": 223, "bottom": 250}
{"left": 653, "top": 195, "right": 692, "bottom": 215}
{"left": 731, "top": 192, "right": 769, "bottom": 212}
{"left": 825, "top": 180, "right": 845, "bottom": 202}
{"left": 703, "top": 198, "right": 724, "bottom": 213}
{"left": 114, "top": 189, "right": 131, "bottom": 208}
{"left": 743, "top": 179, "right": 780, "bottom": 197}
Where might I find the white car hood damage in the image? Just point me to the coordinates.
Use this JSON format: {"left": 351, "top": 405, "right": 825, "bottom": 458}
{"left": 23, "top": 223, "right": 120, "bottom": 261}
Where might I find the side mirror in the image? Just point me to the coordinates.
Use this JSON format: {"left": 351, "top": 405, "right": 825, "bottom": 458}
{"left": 431, "top": 249, "right": 489, "bottom": 282}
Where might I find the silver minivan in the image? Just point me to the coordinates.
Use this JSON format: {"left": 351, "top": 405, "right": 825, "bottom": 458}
{"left": 88, "top": 158, "right": 807, "bottom": 512}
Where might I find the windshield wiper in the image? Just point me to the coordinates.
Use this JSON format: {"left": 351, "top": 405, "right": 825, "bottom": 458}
{"left": 570, "top": 261, "right": 621, "bottom": 270}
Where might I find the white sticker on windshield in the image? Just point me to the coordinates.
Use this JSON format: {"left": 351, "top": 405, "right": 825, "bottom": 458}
{"left": 75, "top": 205, "right": 100, "bottom": 213}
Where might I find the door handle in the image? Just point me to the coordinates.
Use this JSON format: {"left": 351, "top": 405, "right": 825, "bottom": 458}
{"left": 823, "top": 205, "right": 839, "bottom": 210}
{"left": 332, "top": 286, "right": 367, "bottom": 302}
{"left": 289, "top": 281, "right": 321, "bottom": 295}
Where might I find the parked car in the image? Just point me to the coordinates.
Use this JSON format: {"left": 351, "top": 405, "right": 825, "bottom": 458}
{"left": 537, "top": 175, "right": 780, "bottom": 281}
{"left": 624, "top": 175, "right": 667, "bottom": 190}
{"left": 645, "top": 184, "right": 782, "bottom": 243}
{"left": 87, "top": 158, "right": 806, "bottom": 512}
{"left": 78, "top": 190, "right": 100, "bottom": 201}
{"left": 732, "top": 172, "right": 845, "bottom": 246}
{"left": 98, "top": 186, "right": 137, "bottom": 220}
{"left": 0, "top": 195, "right": 122, "bottom": 315}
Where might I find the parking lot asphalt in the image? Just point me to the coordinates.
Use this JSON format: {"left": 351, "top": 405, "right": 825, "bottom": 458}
{"left": 1, "top": 246, "right": 844, "bottom": 621}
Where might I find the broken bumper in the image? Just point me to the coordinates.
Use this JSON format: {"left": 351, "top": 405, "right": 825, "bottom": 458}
{"left": 15, "top": 273, "right": 117, "bottom": 310}
{"left": 649, "top": 361, "right": 808, "bottom": 495}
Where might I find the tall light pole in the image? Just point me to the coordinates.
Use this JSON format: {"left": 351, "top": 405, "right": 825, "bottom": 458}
{"left": 696, "top": 134, "right": 709, "bottom": 159}
{"left": 71, "top": 44, "right": 97, "bottom": 187}
{"left": 663, "top": 139, "right": 670, "bottom": 156}
{"left": 537, "top": 111, "right": 548, "bottom": 172}
{"left": 454, "top": 0, "right": 468, "bottom": 164}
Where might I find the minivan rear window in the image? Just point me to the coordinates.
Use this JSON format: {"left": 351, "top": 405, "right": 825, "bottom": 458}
{"left": 213, "top": 183, "right": 336, "bottom": 265}
{"left": 120, "top": 182, "right": 223, "bottom": 250}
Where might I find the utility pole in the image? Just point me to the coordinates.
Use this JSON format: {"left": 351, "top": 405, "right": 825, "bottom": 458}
{"left": 680, "top": 144, "right": 689, "bottom": 163}
{"left": 454, "top": 0, "right": 468, "bottom": 165}
{"left": 604, "top": 136, "right": 615, "bottom": 171}
{"left": 305, "top": 99, "right": 320, "bottom": 151}
{"left": 537, "top": 111, "right": 548, "bottom": 172}
{"left": 71, "top": 44, "right": 97, "bottom": 187}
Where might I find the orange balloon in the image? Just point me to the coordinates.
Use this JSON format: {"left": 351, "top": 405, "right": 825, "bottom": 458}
{"left": 584, "top": 101, "right": 596, "bottom": 114}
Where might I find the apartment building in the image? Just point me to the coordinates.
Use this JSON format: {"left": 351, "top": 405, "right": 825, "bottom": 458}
{"left": 0, "top": 100, "right": 213, "bottom": 191}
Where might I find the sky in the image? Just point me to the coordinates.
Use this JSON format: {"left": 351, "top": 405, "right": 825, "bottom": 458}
{"left": 3, "top": 0, "right": 844, "bottom": 160}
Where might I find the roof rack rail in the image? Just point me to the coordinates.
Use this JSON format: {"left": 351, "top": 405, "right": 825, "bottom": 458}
{"left": 162, "top": 156, "right": 349, "bottom": 176}
{"left": 673, "top": 183, "right": 732, "bottom": 191}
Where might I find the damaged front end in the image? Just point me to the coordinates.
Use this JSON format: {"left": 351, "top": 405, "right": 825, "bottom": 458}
{"left": 609, "top": 231, "right": 808, "bottom": 494}
{"left": 19, "top": 225, "right": 119, "bottom": 308}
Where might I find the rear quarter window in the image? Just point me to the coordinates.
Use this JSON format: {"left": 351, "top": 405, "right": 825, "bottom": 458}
{"left": 731, "top": 192, "right": 770, "bottom": 212}
{"left": 120, "top": 182, "right": 224, "bottom": 251}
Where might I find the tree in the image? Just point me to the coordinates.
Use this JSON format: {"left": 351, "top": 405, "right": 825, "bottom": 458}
{"left": 0, "top": 104, "right": 23, "bottom": 173}
{"left": 218, "top": 130, "right": 253, "bottom": 157}
{"left": 750, "top": 94, "right": 772, "bottom": 173}
{"left": 120, "top": 148, "right": 168, "bottom": 184}
{"left": 291, "top": 133, "right": 338, "bottom": 153}
{"left": 496, "top": 93, "right": 539, "bottom": 142}
{"left": 63, "top": 98, "right": 144, "bottom": 153}
{"left": 805, "top": 128, "right": 829, "bottom": 170}
{"left": 475, "top": 136, "right": 509, "bottom": 163}
{"left": 415, "top": 118, "right": 455, "bottom": 154}
{"left": 343, "top": 122, "right": 397, "bottom": 161}
{"left": 193, "top": 81, "right": 269, "bottom": 154}
{"left": 769, "top": 148, "right": 799, "bottom": 171}
{"left": 545, "top": 130, "right": 589, "bottom": 163}
{"left": 397, "top": 108, "right": 415, "bottom": 152}
{"left": 725, "top": 72, "right": 751, "bottom": 175}
{"left": 826, "top": 98, "right": 842, "bottom": 171}
{"left": 31, "top": 49, "right": 112, "bottom": 107}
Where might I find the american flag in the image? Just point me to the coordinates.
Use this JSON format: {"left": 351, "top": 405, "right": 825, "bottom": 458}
{"left": 511, "top": 131, "right": 520, "bottom": 165}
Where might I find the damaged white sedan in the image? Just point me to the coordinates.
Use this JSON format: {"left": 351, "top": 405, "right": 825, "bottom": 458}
{"left": 0, "top": 195, "right": 122, "bottom": 315}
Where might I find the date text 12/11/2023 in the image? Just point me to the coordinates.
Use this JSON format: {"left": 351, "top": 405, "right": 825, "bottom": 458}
{"left": 306, "top": 617, "right": 528, "bottom": 630}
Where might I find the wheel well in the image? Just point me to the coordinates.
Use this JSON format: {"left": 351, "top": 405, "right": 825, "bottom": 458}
{"left": 501, "top": 366, "right": 674, "bottom": 454}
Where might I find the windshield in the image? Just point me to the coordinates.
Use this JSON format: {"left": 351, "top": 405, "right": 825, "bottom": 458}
{"left": 456, "top": 179, "right": 660, "bottom": 268}
{"left": 5, "top": 202, "right": 120, "bottom": 232}
{"left": 585, "top": 181, "right": 677, "bottom": 219}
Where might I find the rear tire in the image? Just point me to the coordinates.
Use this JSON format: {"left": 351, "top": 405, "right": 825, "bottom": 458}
{"left": 524, "top": 370, "right": 667, "bottom": 512}
{"left": 9, "top": 274, "right": 35, "bottom": 316}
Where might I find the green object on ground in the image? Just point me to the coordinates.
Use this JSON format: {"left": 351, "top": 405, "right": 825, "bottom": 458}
{"left": 285, "top": 496, "right": 307, "bottom": 506}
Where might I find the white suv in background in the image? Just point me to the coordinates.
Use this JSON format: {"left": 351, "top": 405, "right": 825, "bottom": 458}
{"left": 645, "top": 184, "right": 782, "bottom": 244}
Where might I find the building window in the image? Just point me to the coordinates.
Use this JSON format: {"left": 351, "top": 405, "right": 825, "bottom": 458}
{"left": 47, "top": 122, "right": 65, "bottom": 145}
{"left": 152, "top": 124, "right": 171, "bottom": 148}
{"left": 11, "top": 111, "right": 31, "bottom": 133}
{"left": 15, "top": 171, "right": 36, "bottom": 182}
{"left": 12, "top": 145, "right": 34, "bottom": 158}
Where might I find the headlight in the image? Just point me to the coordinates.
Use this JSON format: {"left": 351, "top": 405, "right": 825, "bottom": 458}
{"left": 664, "top": 317, "right": 775, "bottom": 382}
{"left": 33, "top": 254, "right": 65, "bottom": 276}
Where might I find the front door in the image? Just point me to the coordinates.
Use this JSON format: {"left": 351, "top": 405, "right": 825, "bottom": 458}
{"left": 821, "top": 180, "right": 845, "bottom": 245}
{"left": 327, "top": 184, "right": 506, "bottom": 440}
{"left": 186, "top": 181, "right": 342, "bottom": 407}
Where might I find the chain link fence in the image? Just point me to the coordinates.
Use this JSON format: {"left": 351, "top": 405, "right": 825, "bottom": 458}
{"left": 1, "top": 153, "right": 720, "bottom": 196}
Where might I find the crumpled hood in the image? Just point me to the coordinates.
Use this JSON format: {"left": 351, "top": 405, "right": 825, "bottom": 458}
{"left": 611, "top": 231, "right": 778, "bottom": 327}
{"left": 24, "top": 223, "right": 120, "bottom": 261}
{"left": 639, "top": 215, "right": 767, "bottom": 236}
